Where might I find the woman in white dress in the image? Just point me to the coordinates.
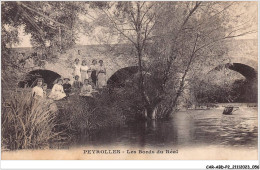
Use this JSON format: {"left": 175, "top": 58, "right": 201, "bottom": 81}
{"left": 97, "top": 60, "right": 106, "bottom": 88}
{"left": 73, "top": 58, "right": 81, "bottom": 80}
{"left": 32, "top": 78, "right": 44, "bottom": 99}
{"left": 80, "top": 60, "right": 89, "bottom": 83}
{"left": 48, "top": 79, "right": 66, "bottom": 100}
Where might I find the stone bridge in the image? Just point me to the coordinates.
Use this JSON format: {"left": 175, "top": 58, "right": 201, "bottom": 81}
{"left": 18, "top": 39, "right": 257, "bottom": 88}
{"left": 18, "top": 44, "right": 137, "bottom": 88}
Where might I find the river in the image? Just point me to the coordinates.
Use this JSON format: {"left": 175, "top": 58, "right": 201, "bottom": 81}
{"left": 72, "top": 106, "right": 258, "bottom": 149}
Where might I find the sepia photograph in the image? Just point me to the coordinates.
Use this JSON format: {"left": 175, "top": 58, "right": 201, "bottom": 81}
{"left": 1, "top": 1, "right": 258, "bottom": 163}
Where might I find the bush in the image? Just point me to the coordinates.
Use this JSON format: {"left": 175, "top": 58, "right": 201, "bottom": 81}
{"left": 1, "top": 91, "right": 64, "bottom": 150}
{"left": 62, "top": 90, "right": 127, "bottom": 135}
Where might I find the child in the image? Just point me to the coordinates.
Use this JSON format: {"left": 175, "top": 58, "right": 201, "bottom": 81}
{"left": 79, "top": 79, "right": 93, "bottom": 97}
{"left": 88, "top": 78, "right": 97, "bottom": 92}
{"left": 63, "top": 78, "right": 72, "bottom": 97}
{"left": 72, "top": 75, "right": 82, "bottom": 90}
{"left": 48, "top": 79, "right": 66, "bottom": 100}
{"left": 32, "top": 78, "right": 44, "bottom": 99}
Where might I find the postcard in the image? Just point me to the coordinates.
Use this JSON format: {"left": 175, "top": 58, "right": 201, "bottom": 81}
{"left": 1, "top": 1, "right": 258, "bottom": 165}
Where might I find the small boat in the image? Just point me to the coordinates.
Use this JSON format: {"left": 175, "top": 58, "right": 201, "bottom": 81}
{"left": 223, "top": 107, "right": 233, "bottom": 115}
{"left": 222, "top": 106, "right": 239, "bottom": 115}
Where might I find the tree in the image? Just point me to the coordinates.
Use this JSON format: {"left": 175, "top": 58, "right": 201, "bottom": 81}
{"left": 1, "top": 2, "right": 91, "bottom": 87}
{"left": 3, "top": 2, "right": 92, "bottom": 53}
{"left": 90, "top": 2, "right": 164, "bottom": 119}
{"left": 151, "top": 1, "right": 256, "bottom": 117}
{"left": 91, "top": 1, "right": 256, "bottom": 119}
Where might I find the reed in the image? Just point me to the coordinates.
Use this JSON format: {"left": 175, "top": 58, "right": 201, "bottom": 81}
{"left": 62, "top": 91, "right": 126, "bottom": 135}
{"left": 1, "top": 91, "right": 64, "bottom": 150}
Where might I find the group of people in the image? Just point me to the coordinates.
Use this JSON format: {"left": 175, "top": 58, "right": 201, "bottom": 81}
{"left": 73, "top": 58, "right": 106, "bottom": 89}
{"left": 32, "top": 78, "right": 68, "bottom": 101}
{"left": 31, "top": 59, "right": 106, "bottom": 101}
{"left": 32, "top": 76, "right": 96, "bottom": 101}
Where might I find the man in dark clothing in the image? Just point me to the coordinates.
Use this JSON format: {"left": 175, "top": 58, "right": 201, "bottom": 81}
{"left": 63, "top": 78, "right": 72, "bottom": 98}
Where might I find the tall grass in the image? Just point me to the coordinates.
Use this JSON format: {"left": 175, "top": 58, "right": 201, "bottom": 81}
{"left": 1, "top": 87, "right": 138, "bottom": 150}
{"left": 62, "top": 90, "right": 126, "bottom": 135}
{"left": 1, "top": 91, "right": 64, "bottom": 150}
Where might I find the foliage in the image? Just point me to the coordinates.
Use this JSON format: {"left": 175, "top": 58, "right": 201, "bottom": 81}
{"left": 91, "top": 2, "right": 256, "bottom": 118}
{"left": 2, "top": 2, "right": 90, "bottom": 53}
{"left": 61, "top": 91, "right": 126, "bottom": 135}
{"left": 1, "top": 91, "right": 64, "bottom": 150}
{"left": 1, "top": 1, "right": 92, "bottom": 92}
{"left": 192, "top": 69, "right": 257, "bottom": 103}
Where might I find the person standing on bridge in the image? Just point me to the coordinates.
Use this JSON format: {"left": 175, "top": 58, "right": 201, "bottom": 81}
{"left": 80, "top": 60, "right": 89, "bottom": 83}
{"left": 89, "top": 59, "right": 98, "bottom": 87}
{"left": 73, "top": 58, "right": 81, "bottom": 81}
{"left": 97, "top": 60, "right": 106, "bottom": 88}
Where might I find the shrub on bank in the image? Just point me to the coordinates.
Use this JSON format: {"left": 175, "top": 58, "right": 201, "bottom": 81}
{"left": 62, "top": 92, "right": 126, "bottom": 135}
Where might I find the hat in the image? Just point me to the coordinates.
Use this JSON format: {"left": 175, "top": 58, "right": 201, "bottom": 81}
{"left": 64, "top": 78, "right": 70, "bottom": 81}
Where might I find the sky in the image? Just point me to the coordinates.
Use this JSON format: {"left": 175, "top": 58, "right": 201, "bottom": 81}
{"left": 16, "top": 26, "right": 100, "bottom": 48}
{"left": 14, "top": 1, "right": 258, "bottom": 48}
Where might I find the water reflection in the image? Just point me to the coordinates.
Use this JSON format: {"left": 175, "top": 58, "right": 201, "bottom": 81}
{"left": 72, "top": 107, "right": 257, "bottom": 149}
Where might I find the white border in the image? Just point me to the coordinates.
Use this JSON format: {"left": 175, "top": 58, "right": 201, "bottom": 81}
{"left": 1, "top": 160, "right": 259, "bottom": 169}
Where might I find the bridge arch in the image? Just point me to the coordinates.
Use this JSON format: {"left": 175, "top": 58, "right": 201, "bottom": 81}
{"left": 107, "top": 66, "right": 138, "bottom": 88}
{"left": 211, "top": 63, "right": 257, "bottom": 80}
{"left": 18, "top": 69, "right": 61, "bottom": 89}
{"left": 205, "top": 62, "right": 257, "bottom": 103}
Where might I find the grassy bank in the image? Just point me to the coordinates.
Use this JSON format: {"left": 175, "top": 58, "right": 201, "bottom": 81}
{"left": 1, "top": 88, "right": 129, "bottom": 150}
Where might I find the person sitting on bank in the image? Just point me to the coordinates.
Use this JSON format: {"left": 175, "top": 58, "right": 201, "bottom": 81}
{"left": 63, "top": 78, "right": 72, "bottom": 97}
{"left": 32, "top": 78, "right": 44, "bottom": 99}
{"left": 88, "top": 78, "right": 98, "bottom": 93}
{"left": 72, "top": 75, "right": 82, "bottom": 92}
{"left": 48, "top": 79, "right": 66, "bottom": 100}
{"left": 79, "top": 79, "right": 93, "bottom": 97}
